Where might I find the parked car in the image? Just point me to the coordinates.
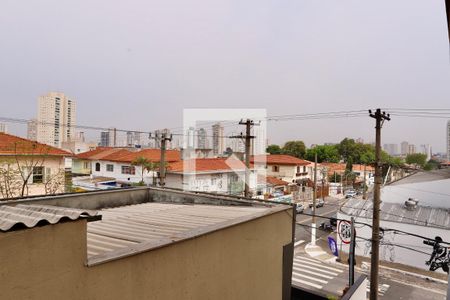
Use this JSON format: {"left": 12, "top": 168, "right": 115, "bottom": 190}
{"left": 295, "top": 203, "right": 305, "bottom": 214}
{"left": 345, "top": 190, "right": 357, "bottom": 199}
{"left": 308, "top": 198, "right": 324, "bottom": 208}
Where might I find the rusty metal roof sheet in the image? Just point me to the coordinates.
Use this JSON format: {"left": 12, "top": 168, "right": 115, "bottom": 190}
{"left": 0, "top": 204, "right": 97, "bottom": 232}
{"left": 341, "top": 199, "right": 450, "bottom": 229}
{"left": 87, "top": 202, "right": 287, "bottom": 265}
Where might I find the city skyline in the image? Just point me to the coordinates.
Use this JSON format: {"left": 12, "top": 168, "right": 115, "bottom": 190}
{"left": 1, "top": 1, "right": 449, "bottom": 152}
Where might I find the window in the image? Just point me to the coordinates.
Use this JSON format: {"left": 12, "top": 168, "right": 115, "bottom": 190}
{"left": 121, "top": 166, "right": 135, "bottom": 175}
{"left": 272, "top": 165, "right": 279, "bottom": 172}
{"left": 296, "top": 166, "right": 300, "bottom": 173}
{"left": 32, "top": 167, "right": 44, "bottom": 184}
{"left": 83, "top": 162, "right": 90, "bottom": 169}
{"left": 106, "top": 164, "right": 114, "bottom": 172}
{"left": 95, "top": 163, "right": 100, "bottom": 172}
{"left": 303, "top": 166, "right": 306, "bottom": 173}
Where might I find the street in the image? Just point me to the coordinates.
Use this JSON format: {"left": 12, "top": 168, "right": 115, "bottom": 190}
{"left": 293, "top": 196, "right": 448, "bottom": 300}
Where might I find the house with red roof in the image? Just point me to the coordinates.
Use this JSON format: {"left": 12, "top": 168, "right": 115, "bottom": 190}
{"left": 0, "top": 133, "right": 71, "bottom": 198}
{"left": 73, "top": 147, "right": 181, "bottom": 185}
{"left": 166, "top": 157, "right": 257, "bottom": 195}
{"left": 251, "top": 154, "right": 322, "bottom": 185}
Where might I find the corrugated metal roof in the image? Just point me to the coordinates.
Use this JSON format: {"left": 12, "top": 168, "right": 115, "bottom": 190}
{"left": 87, "top": 202, "right": 284, "bottom": 265}
{"left": 341, "top": 199, "right": 450, "bottom": 229}
{"left": 0, "top": 204, "right": 98, "bottom": 232}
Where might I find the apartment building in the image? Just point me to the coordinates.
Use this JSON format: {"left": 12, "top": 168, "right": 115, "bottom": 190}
{"left": 37, "top": 92, "right": 76, "bottom": 148}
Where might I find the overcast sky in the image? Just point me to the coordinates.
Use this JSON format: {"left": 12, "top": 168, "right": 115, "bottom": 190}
{"left": 1, "top": 0, "right": 449, "bottom": 151}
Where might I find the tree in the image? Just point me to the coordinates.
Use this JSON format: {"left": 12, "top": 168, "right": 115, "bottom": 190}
{"left": 132, "top": 156, "right": 153, "bottom": 185}
{"left": 282, "top": 141, "right": 306, "bottom": 158}
{"left": 266, "top": 144, "right": 282, "bottom": 155}
{"left": 405, "top": 153, "right": 427, "bottom": 168}
{"left": 305, "top": 145, "right": 340, "bottom": 163}
{"left": 0, "top": 159, "right": 22, "bottom": 198}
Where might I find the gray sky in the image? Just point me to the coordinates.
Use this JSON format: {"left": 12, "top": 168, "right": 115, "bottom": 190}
{"left": 1, "top": 0, "right": 449, "bottom": 151}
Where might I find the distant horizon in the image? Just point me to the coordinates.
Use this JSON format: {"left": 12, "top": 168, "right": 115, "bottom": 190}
{"left": 1, "top": 1, "right": 449, "bottom": 152}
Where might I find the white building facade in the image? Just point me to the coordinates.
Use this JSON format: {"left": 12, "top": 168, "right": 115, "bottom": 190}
{"left": 37, "top": 92, "right": 76, "bottom": 148}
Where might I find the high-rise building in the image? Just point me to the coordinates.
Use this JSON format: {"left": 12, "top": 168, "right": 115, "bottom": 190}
{"left": 100, "top": 131, "right": 110, "bottom": 147}
{"left": 37, "top": 92, "right": 76, "bottom": 148}
{"left": 186, "top": 127, "right": 196, "bottom": 149}
{"left": 197, "top": 128, "right": 207, "bottom": 149}
{"left": 27, "top": 119, "right": 38, "bottom": 141}
{"left": 400, "top": 141, "right": 409, "bottom": 156}
{"left": 420, "top": 144, "right": 432, "bottom": 161}
{"left": 0, "top": 123, "right": 7, "bottom": 133}
{"left": 229, "top": 132, "right": 245, "bottom": 153}
{"left": 408, "top": 144, "right": 416, "bottom": 155}
{"left": 383, "top": 143, "right": 398, "bottom": 156}
{"left": 447, "top": 121, "right": 450, "bottom": 160}
{"left": 126, "top": 131, "right": 133, "bottom": 147}
{"left": 251, "top": 126, "right": 266, "bottom": 155}
{"left": 212, "top": 123, "right": 224, "bottom": 156}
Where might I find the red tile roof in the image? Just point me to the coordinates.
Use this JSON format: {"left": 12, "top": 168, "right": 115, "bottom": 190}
{"left": 168, "top": 157, "right": 249, "bottom": 173}
{"left": 265, "top": 176, "right": 289, "bottom": 186}
{"left": 110, "top": 149, "right": 181, "bottom": 163}
{"left": 76, "top": 147, "right": 181, "bottom": 163}
{"left": 0, "top": 133, "right": 70, "bottom": 156}
{"left": 251, "top": 154, "right": 311, "bottom": 166}
{"left": 320, "top": 162, "right": 374, "bottom": 175}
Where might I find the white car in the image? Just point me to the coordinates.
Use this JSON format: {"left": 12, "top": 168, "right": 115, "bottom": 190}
{"left": 308, "top": 199, "right": 324, "bottom": 208}
{"left": 345, "top": 190, "right": 357, "bottom": 198}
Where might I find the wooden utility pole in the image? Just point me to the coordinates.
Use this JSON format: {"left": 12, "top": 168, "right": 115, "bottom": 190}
{"left": 231, "top": 119, "right": 257, "bottom": 198}
{"left": 159, "top": 132, "right": 172, "bottom": 187}
{"left": 311, "top": 152, "right": 317, "bottom": 246}
{"left": 369, "top": 109, "right": 390, "bottom": 300}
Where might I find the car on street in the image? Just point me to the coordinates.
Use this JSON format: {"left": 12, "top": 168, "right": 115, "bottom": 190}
{"left": 345, "top": 190, "right": 357, "bottom": 198}
{"left": 295, "top": 203, "right": 305, "bottom": 214}
{"left": 308, "top": 198, "right": 324, "bottom": 208}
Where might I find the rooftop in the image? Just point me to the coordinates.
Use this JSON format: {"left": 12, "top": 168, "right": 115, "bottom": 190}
{"left": 167, "top": 157, "right": 251, "bottom": 173}
{"left": 0, "top": 132, "right": 71, "bottom": 156}
{"left": 251, "top": 154, "right": 311, "bottom": 166}
{"left": 76, "top": 147, "right": 181, "bottom": 163}
{"left": 341, "top": 198, "right": 450, "bottom": 229}
{"left": 1, "top": 187, "right": 291, "bottom": 266}
{"left": 0, "top": 204, "right": 97, "bottom": 231}
{"left": 87, "top": 201, "right": 283, "bottom": 265}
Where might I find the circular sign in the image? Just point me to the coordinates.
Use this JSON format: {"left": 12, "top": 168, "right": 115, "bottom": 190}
{"left": 338, "top": 220, "right": 352, "bottom": 244}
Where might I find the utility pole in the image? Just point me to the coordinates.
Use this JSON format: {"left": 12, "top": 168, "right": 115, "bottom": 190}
{"left": 231, "top": 119, "right": 257, "bottom": 198}
{"left": 311, "top": 152, "right": 317, "bottom": 246}
{"left": 321, "top": 168, "right": 326, "bottom": 203}
{"left": 349, "top": 217, "right": 356, "bottom": 286}
{"left": 159, "top": 132, "right": 172, "bottom": 187}
{"left": 369, "top": 109, "right": 390, "bottom": 300}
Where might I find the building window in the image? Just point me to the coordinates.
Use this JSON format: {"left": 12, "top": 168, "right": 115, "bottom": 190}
{"left": 296, "top": 166, "right": 300, "bottom": 173}
{"left": 303, "top": 166, "right": 306, "bottom": 173}
{"left": 121, "top": 166, "right": 135, "bottom": 175}
{"left": 32, "top": 167, "right": 44, "bottom": 183}
{"left": 106, "top": 164, "right": 114, "bottom": 172}
{"left": 95, "top": 163, "right": 100, "bottom": 172}
{"left": 83, "top": 162, "right": 90, "bottom": 169}
{"left": 272, "top": 165, "right": 279, "bottom": 172}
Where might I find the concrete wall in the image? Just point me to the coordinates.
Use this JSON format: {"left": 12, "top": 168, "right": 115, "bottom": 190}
{"left": 0, "top": 209, "right": 293, "bottom": 300}
{"left": 2, "top": 187, "right": 150, "bottom": 210}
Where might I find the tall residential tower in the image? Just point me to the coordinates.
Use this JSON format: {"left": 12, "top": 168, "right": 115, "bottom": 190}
{"left": 447, "top": 120, "right": 450, "bottom": 160}
{"left": 212, "top": 123, "right": 224, "bottom": 156}
{"left": 37, "top": 92, "right": 76, "bottom": 148}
